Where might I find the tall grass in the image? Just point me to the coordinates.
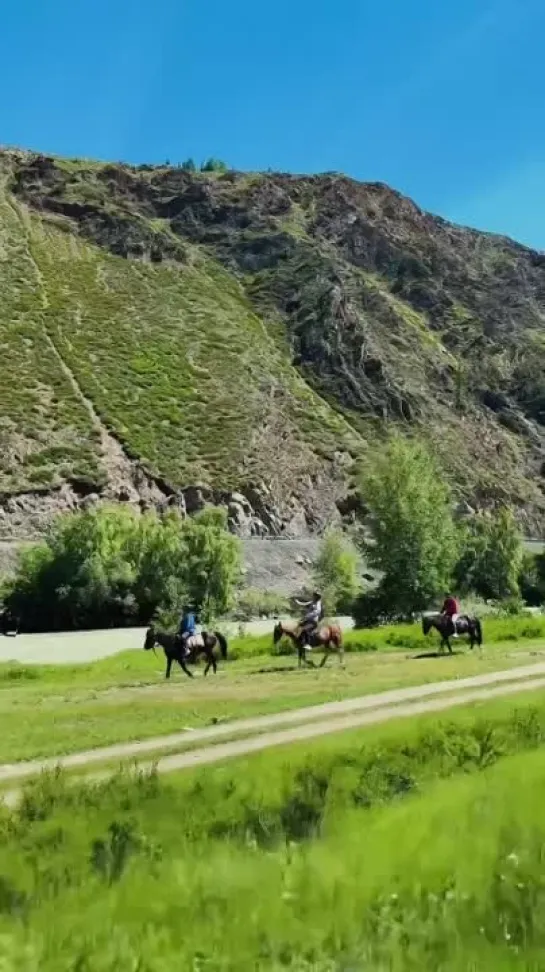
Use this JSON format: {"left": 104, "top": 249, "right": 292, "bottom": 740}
{"left": 2, "top": 692, "right": 545, "bottom": 967}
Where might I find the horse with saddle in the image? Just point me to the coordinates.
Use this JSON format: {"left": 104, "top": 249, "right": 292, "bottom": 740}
{"left": 422, "top": 593, "right": 482, "bottom": 653}
{"left": 272, "top": 592, "right": 344, "bottom": 667}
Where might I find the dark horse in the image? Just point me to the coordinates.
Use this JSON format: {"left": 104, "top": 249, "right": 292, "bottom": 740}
{"left": 143, "top": 625, "right": 228, "bottom": 678}
{"left": 0, "top": 609, "right": 18, "bottom": 637}
{"left": 273, "top": 620, "right": 344, "bottom": 668}
{"left": 422, "top": 613, "right": 483, "bottom": 654}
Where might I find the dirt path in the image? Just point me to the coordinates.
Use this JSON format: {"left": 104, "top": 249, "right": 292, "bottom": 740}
{"left": 3, "top": 661, "right": 545, "bottom": 795}
{"left": 137, "top": 675, "right": 545, "bottom": 776}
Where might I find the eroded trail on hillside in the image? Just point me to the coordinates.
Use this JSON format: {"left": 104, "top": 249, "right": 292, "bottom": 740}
{"left": 3, "top": 661, "right": 545, "bottom": 800}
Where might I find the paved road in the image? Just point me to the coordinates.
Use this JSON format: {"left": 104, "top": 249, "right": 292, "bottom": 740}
{"left": 0, "top": 617, "right": 354, "bottom": 665}
{"left": 2, "top": 661, "right": 545, "bottom": 797}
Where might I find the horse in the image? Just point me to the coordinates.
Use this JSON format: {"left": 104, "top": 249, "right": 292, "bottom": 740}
{"left": 273, "top": 620, "right": 344, "bottom": 668}
{"left": 422, "top": 613, "right": 482, "bottom": 654}
{"left": 143, "top": 625, "right": 228, "bottom": 678}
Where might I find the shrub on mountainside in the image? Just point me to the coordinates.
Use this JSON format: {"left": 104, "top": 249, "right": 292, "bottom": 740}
{"left": 312, "top": 527, "right": 361, "bottom": 614}
{"left": 454, "top": 508, "right": 523, "bottom": 601}
{"left": 358, "top": 435, "right": 459, "bottom": 618}
{"left": 5, "top": 505, "right": 241, "bottom": 632}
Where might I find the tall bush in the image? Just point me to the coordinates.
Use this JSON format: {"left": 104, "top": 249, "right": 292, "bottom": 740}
{"left": 455, "top": 508, "right": 523, "bottom": 601}
{"left": 312, "top": 528, "right": 361, "bottom": 614}
{"left": 181, "top": 507, "right": 241, "bottom": 621}
{"left": 6, "top": 505, "right": 241, "bottom": 632}
{"left": 358, "top": 435, "right": 459, "bottom": 617}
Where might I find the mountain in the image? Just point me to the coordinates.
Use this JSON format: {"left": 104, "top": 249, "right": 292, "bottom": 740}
{"left": 1, "top": 149, "right": 545, "bottom": 539}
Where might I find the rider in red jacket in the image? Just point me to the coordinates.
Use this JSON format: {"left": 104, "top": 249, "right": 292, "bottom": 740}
{"left": 441, "top": 593, "right": 460, "bottom": 636}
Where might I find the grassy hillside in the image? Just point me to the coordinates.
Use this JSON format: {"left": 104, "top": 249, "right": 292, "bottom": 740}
{"left": 2, "top": 149, "right": 545, "bottom": 535}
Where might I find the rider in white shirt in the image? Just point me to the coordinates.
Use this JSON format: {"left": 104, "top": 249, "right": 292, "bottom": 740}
{"left": 295, "top": 592, "right": 323, "bottom": 646}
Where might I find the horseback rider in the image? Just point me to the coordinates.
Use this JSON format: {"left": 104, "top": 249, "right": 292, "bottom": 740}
{"left": 178, "top": 605, "right": 197, "bottom": 657}
{"left": 441, "top": 592, "right": 460, "bottom": 638}
{"left": 295, "top": 591, "right": 323, "bottom": 647}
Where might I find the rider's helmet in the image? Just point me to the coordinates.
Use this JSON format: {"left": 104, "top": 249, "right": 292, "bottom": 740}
{"left": 313, "top": 591, "right": 321, "bottom": 600}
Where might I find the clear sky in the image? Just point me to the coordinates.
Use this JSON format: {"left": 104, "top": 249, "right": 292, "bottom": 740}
{"left": 2, "top": 0, "right": 544, "bottom": 249}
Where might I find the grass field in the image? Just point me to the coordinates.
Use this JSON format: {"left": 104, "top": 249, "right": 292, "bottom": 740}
{"left": 4, "top": 689, "right": 545, "bottom": 968}
{"left": 3, "top": 615, "right": 545, "bottom": 763}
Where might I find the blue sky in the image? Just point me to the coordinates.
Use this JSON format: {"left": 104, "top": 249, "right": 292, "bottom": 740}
{"left": 1, "top": 0, "right": 544, "bottom": 248}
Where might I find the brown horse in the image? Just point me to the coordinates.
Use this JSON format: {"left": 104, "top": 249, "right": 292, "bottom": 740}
{"left": 273, "top": 620, "right": 344, "bottom": 668}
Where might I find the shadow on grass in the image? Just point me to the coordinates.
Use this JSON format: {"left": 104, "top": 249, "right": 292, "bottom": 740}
{"left": 252, "top": 664, "right": 311, "bottom": 675}
{"left": 412, "top": 650, "right": 466, "bottom": 660}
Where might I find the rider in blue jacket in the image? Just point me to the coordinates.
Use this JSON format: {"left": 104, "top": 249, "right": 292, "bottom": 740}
{"left": 179, "top": 607, "right": 196, "bottom": 656}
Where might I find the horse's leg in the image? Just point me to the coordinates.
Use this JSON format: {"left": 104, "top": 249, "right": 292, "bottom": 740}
{"left": 445, "top": 636, "right": 453, "bottom": 655}
{"left": 178, "top": 657, "right": 194, "bottom": 678}
{"left": 165, "top": 656, "right": 173, "bottom": 679}
{"left": 319, "top": 642, "right": 329, "bottom": 668}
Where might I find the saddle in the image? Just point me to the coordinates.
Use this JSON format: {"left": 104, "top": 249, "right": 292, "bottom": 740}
{"left": 297, "top": 623, "right": 322, "bottom": 647}
{"left": 185, "top": 633, "right": 204, "bottom": 651}
{"left": 452, "top": 615, "right": 469, "bottom": 635}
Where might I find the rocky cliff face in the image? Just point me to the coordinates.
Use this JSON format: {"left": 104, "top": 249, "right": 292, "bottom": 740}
{"left": 1, "top": 150, "right": 545, "bottom": 538}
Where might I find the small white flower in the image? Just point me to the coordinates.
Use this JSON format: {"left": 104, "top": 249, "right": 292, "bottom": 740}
{"left": 507, "top": 852, "right": 519, "bottom": 865}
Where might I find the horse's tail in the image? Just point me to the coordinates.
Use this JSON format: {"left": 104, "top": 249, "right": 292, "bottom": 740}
{"left": 215, "top": 631, "right": 228, "bottom": 659}
{"left": 474, "top": 617, "right": 483, "bottom": 646}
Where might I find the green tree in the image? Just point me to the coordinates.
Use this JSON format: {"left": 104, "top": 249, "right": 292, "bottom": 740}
{"left": 359, "top": 436, "right": 459, "bottom": 617}
{"left": 455, "top": 508, "right": 523, "bottom": 601}
{"left": 181, "top": 158, "right": 197, "bottom": 172}
{"left": 312, "top": 528, "right": 360, "bottom": 614}
{"left": 6, "top": 504, "right": 241, "bottom": 631}
{"left": 518, "top": 551, "right": 543, "bottom": 607}
{"left": 180, "top": 507, "right": 241, "bottom": 621}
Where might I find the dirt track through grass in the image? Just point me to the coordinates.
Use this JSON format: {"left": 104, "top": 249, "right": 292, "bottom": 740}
{"left": 4, "top": 660, "right": 545, "bottom": 799}
{"left": 5, "top": 636, "right": 545, "bottom": 765}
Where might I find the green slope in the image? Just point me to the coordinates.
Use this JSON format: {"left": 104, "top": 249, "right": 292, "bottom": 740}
{"left": 0, "top": 191, "right": 100, "bottom": 491}
{"left": 0, "top": 181, "right": 360, "bottom": 511}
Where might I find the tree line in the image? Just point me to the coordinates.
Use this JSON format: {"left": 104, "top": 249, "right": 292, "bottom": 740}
{"left": 2, "top": 435, "right": 540, "bottom": 632}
